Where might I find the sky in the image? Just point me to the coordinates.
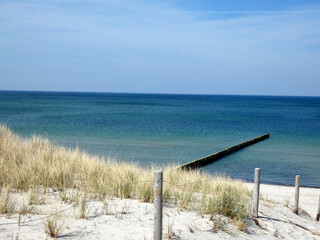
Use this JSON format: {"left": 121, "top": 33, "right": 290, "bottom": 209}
{"left": 1, "top": 0, "right": 320, "bottom": 96}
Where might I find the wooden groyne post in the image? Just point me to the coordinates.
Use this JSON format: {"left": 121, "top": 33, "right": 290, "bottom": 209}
{"left": 178, "top": 133, "right": 270, "bottom": 170}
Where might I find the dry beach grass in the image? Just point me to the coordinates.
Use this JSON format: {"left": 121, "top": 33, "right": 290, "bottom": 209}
{"left": 0, "top": 125, "right": 251, "bottom": 236}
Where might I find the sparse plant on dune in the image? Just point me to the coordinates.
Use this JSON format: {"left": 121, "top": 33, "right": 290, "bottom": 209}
{"left": 43, "top": 215, "right": 65, "bottom": 238}
{"left": 79, "top": 191, "right": 88, "bottom": 219}
{"left": 19, "top": 201, "right": 37, "bottom": 215}
{"left": 0, "top": 186, "right": 18, "bottom": 218}
{"left": 28, "top": 187, "right": 46, "bottom": 206}
{"left": 137, "top": 181, "right": 154, "bottom": 203}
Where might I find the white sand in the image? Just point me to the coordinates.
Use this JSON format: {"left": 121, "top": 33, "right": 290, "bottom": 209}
{"left": 246, "top": 183, "right": 320, "bottom": 218}
{"left": 0, "top": 184, "right": 319, "bottom": 239}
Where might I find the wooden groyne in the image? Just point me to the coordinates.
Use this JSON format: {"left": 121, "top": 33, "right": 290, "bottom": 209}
{"left": 179, "top": 133, "right": 270, "bottom": 170}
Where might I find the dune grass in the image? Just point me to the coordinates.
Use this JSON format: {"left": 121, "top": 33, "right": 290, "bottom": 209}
{"left": 43, "top": 215, "right": 65, "bottom": 238}
{"left": 0, "top": 125, "right": 251, "bottom": 225}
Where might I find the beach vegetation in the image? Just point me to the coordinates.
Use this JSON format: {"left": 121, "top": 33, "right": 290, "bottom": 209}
{"left": 137, "top": 182, "right": 154, "bottom": 203}
{"left": 166, "top": 219, "right": 176, "bottom": 239}
{"left": 102, "top": 200, "right": 113, "bottom": 215}
{"left": 79, "top": 191, "right": 88, "bottom": 219}
{"left": 28, "top": 187, "right": 46, "bottom": 206}
{"left": 0, "top": 125, "right": 251, "bottom": 228}
{"left": 0, "top": 186, "right": 18, "bottom": 218}
{"left": 284, "top": 197, "right": 290, "bottom": 208}
{"left": 43, "top": 215, "right": 65, "bottom": 238}
{"left": 19, "top": 201, "right": 37, "bottom": 215}
{"left": 120, "top": 200, "right": 130, "bottom": 214}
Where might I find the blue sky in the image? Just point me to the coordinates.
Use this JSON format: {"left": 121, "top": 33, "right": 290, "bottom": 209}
{"left": 1, "top": 0, "right": 320, "bottom": 96}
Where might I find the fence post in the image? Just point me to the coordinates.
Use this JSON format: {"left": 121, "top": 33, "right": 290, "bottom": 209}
{"left": 252, "top": 168, "right": 260, "bottom": 218}
{"left": 294, "top": 175, "right": 300, "bottom": 214}
{"left": 154, "top": 170, "right": 163, "bottom": 240}
{"left": 317, "top": 195, "right": 320, "bottom": 221}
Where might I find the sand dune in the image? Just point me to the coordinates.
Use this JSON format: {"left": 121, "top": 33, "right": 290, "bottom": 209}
{"left": 1, "top": 184, "right": 319, "bottom": 240}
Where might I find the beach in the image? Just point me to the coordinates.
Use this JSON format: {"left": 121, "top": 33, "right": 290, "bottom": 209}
{"left": 0, "top": 184, "right": 319, "bottom": 240}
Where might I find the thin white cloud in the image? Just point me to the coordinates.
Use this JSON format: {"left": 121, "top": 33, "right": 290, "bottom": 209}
{"left": 189, "top": 10, "right": 320, "bottom": 14}
{"left": 1, "top": 0, "right": 319, "bottom": 54}
{"left": 0, "top": 0, "right": 320, "bottom": 95}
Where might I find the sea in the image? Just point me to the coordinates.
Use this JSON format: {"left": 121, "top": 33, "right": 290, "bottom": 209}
{"left": 0, "top": 91, "right": 319, "bottom": 187}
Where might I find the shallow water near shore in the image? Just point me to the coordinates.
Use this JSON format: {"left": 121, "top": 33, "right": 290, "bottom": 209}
{"left": 1, "top": 91, "right": 319, "bottom": 187}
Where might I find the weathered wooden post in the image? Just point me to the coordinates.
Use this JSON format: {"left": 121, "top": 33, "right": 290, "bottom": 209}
{"left": 154, "top": 170, "right": 163, "bottom": 240}
{"left": 317, "top": 195, "right": 320, "bottom": 221}
{"left": 294, "top": 175, "right": 300, "bottom": 214}
{"left": 252, "top": 168, "right": 260, "bottom": 218}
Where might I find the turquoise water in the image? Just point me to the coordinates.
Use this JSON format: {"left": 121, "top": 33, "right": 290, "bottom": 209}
{"left": 1, "top": 91, "right": 319, "bottom": 187}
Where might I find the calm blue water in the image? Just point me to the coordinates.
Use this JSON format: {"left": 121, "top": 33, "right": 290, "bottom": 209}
{"left": 1, "top": 91, "right": 319, "bottom": 187}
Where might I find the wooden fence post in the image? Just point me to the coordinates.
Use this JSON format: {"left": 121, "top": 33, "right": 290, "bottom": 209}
{"left": 294, "top": 175, "right": 300, "bottom": 214}
{"left": 317, "top": 195, "right": 320, "bottom": 221}
{"left": 252, "top": 168, "right": 260, "bottom": 218}
{"left": 154, "top": 170, "right": 163, "bottom": 240}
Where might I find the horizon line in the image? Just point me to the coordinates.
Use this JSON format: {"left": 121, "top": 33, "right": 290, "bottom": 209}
{"left": 0, "top": 89, "right": 319, "bottom": 98}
